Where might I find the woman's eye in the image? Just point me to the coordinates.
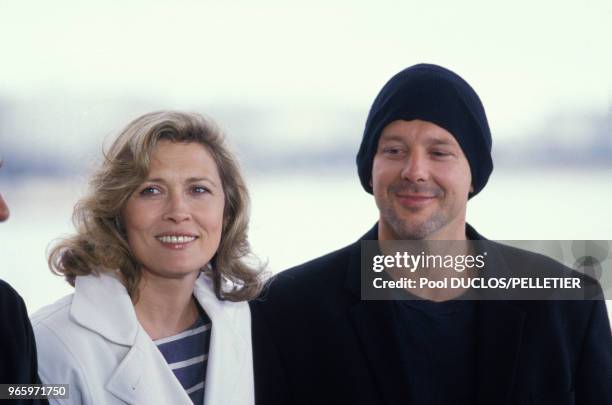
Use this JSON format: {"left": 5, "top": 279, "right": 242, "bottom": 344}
{"left": 192, "top": 185, "right": 209, "bottom": 194}
{"left": 140, "top": 186, "right": 161, "bottom": 195}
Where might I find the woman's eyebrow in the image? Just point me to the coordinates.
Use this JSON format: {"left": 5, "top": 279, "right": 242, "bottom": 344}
{"left": 145, "top": 176, "right": 219, "bottom": 186}
{"left": 186, "top": 177, "right": 218, "bottom": 187}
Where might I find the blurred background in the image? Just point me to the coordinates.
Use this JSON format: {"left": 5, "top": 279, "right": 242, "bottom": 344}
{"left": 0, "top": 1, "right": 610, "bottom": 320}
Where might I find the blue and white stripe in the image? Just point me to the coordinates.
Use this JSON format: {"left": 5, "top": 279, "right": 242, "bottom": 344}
{"left": 155, "top": 310, "right": 211, "bottom": 404}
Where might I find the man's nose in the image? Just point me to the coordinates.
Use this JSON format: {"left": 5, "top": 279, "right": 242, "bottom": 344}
{"left": 400, "top": 150, "right": 429, "bottom": 183}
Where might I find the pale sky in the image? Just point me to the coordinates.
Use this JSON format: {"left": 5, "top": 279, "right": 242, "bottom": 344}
{"left": 0, "top": 0, "right": 610, "bottom": 147}
{"left": 1, "top": 1, "right": 611, "bottom": 314}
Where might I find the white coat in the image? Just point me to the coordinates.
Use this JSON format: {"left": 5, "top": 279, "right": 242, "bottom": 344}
{"left": 31, "top": 272, "right": 254, "bottom": 405}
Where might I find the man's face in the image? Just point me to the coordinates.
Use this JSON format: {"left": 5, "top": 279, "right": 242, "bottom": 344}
{"left": 0, "top": 161, "right": 9, "bottom": 222}
{"left": 372, "top": 119, "right": 472, "bottom": 240}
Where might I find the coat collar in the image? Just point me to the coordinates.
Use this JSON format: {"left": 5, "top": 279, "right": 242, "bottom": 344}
{"left": 71, "top": 272, "right": 253, "bottom": 405}
{"left": 344, "top": 223, "right": 377, "bottom": 297}
{"left": 71, "top": 272, "right": 138, "bottom": 346}
{"left": 344, "top": 223, "right": 525, "bottom": 405}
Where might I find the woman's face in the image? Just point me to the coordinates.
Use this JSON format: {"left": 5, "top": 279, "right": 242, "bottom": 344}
{"left": 122, "top": 140, "right": 225, "bottom": 280}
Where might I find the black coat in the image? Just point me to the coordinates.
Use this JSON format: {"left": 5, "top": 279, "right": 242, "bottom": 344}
{"left": 251, "top": 224, "right": 612, "bottom": 405}
{"left": 0, "top": 279, "right": 47, "bottom": 405}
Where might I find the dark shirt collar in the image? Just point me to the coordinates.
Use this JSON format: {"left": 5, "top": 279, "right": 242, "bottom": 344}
{"left": 346, "top": 222, "right": 486, "bottom": 297}
{"left": 359, "top": 222, "right": 486, "bottom": 241}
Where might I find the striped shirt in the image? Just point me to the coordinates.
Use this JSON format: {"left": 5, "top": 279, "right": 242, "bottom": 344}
{"left": 154, "top": 306, "right": 212, "bottom": 404}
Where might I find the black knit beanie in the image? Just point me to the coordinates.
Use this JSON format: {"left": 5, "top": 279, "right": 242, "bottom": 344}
{"left": 356, "top": 63, "right": 493, "bottom": 198}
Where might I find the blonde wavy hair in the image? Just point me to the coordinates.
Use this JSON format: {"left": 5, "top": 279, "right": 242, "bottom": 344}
{"left": 49, "top": 111, "right": 264, "bottom": 301}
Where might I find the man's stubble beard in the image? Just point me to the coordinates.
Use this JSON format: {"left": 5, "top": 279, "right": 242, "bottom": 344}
{"left": 379, "top": 181, "right": 447, "bottom": 240}
{"left": 380, "top": 201, "right": 447, "bottom": 240}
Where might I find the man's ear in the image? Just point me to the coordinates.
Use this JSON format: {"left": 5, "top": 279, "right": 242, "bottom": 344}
{"left": 467, "top": 184, "right": 475, "bottom": 198}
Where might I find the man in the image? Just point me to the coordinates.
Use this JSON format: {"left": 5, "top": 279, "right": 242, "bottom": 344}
{"left": 251, "top": 64, "right": 612, "bottom": 404}
{"left": 0, "top": 161, "right": 47, "bottom": 404}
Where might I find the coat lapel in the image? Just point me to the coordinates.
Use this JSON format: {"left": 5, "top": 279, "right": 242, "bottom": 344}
{"left": 106, "top": 330, "right": 192, "bottom": 404}
{"left": 345, "top": 225, "right": 412, "bottom": 405}
{"left": 474, "top": 242, "right": 526, "bottom": 404}
{"left": 71, "top": 272, "right": 253, "bottom": 405}
{"left": 349, "top": 300, "right": 413, "bottom": 405}
{"left": 193, "top": 276, "right": 254, "bottom": 405}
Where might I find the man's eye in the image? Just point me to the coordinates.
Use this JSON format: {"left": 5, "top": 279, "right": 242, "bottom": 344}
{"left": 383, "top": 147, "right": 403, "bottom": 155}
{"left": 431, "top": 150, "right": 452, "bottom": 157}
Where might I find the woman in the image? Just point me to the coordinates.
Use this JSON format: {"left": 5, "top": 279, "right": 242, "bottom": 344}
{"left": 32, "top": 111, "right": 263, "bottom": 405}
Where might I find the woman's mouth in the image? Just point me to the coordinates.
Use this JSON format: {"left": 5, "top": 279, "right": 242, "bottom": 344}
{"left": 156, "top": 235, "right": 199, "bottom": 249}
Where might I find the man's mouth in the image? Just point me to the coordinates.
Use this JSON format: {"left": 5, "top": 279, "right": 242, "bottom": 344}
{"left": 396, "top": 194, "right": 436, "bottom": 207}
